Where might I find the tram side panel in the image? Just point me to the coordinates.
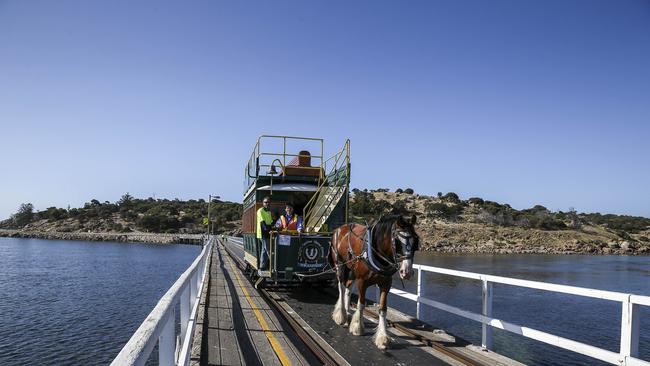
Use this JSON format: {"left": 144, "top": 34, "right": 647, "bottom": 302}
{"left": 242, "top": 200, "right": 260, "bottom": 269}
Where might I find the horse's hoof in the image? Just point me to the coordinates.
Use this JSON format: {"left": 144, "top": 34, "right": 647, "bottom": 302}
{"left": 332, "top": 309, "right": 347, "bottom": 325}
{"left": 374, "top": 332, "right": 391, "bottom": 350}
{"left": 332, "top": 315, "right": 348, "bottom": 326}
{"left": 350, "top": 326, "right": 364, "bottom": 336}
{"left": 349, "top": 315, "right": 364, "bottom": 335}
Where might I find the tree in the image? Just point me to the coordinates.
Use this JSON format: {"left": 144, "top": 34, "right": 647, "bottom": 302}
{"left": 567, "top": 207, "right": 581, "bottom": 229}
{"left": 12, "top": 203, "right": 34, "bottom": 227}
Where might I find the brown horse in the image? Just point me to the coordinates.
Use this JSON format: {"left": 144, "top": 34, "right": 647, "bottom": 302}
{"left": 329, "top": 214, "right": 419, "bottom": 349}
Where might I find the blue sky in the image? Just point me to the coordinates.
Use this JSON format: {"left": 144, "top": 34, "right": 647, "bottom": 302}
{"left": 1, "top": 0, "right": 649, "bottom": 219}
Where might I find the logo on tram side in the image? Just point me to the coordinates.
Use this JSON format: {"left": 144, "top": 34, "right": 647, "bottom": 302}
{"left": 298, "top": 240, "right": 324, "bottom": 268}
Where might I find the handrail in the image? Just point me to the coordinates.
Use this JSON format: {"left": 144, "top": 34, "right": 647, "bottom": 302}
{"left": 111, "top": 236, "right": 213, "bottom": 366}
{"left": 384, "top": 264, "right": 650, "bottom": 366}
{"left": 303, "top": 139, "right": 350, "bottom": 230}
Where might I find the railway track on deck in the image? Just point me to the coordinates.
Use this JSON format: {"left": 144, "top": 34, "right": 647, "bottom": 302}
{"left": 221, "top": 237, "right": 483, "bottom": 366}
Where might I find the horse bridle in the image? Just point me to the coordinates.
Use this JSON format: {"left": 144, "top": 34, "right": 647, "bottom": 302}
{"left": 392, "top": 227, "right": 417, "bottom": 261}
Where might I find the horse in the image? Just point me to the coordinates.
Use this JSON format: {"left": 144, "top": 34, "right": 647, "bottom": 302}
{"left": 329, "top": 214, "right": 419, "bottom": 350}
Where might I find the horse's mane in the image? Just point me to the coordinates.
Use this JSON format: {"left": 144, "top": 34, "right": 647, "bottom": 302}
{"left": 371, "top": 214, "right": 402, "bottom": 243}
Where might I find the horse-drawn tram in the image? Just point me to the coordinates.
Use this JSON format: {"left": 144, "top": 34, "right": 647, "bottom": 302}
{"left": 241, "top": 135, "right": 350, "bottom": 286}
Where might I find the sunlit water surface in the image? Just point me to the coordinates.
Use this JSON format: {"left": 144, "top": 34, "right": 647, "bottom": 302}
{"left": 0, "top": 237, "right": 200, "bottom": 366}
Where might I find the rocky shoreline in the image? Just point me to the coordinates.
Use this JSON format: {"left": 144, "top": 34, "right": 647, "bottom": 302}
{"left": 424, "top": 238, "right": 650, "bottom": 255}
{"left": 3, "top": 229, "right": 649, "bottom": 255}
{"left": 0, "top": 229, "right": 204, "bottom": 245}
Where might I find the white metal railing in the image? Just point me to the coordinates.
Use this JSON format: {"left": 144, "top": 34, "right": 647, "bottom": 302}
{"left": 111, "top": 236, "right": 213, "bottom": 366}
{"left": 386, "top": 264, "right": 650, "bottom": 366}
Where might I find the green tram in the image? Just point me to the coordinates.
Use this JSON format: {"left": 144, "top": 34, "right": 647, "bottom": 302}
{"left": 241, "top": 135, "right": 350, "bottom": 285}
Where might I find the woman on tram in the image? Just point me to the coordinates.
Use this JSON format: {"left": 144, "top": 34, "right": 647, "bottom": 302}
{"left": 274, "top": 202, "right": 303, "bottom": 234}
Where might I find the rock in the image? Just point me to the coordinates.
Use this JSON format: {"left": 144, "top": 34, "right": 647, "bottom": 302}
{"left": 608, "top": 242, "right": 620, "bottom": 249}
{"left": 436, "top": 240, "right": 451, "bottom": 247}
{"left": 621, "top": 241, "right": 631, "bottom": 251}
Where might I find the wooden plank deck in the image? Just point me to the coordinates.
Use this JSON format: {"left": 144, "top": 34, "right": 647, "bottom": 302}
{"left": 197, "top": 244, "right": 312, "bottom": 365}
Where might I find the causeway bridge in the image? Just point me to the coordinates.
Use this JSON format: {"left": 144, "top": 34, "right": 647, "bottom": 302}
{"left": 0, "top": 230, "right": 204, "bottom": 244}
{"left": 112, "top": 236, "right": 650, "bottom": 366}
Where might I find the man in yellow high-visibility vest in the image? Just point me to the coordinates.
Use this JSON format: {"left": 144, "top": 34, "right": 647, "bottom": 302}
{"left": 256, "top": 196, "right": 273, "bottom": 270}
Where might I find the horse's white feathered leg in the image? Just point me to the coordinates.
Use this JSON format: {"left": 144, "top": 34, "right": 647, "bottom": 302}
{"left": 349, "top": 299, "right": 365, "bottom": 335}
{"left": 373, "top": 309, "right": 392, "bottom": 349}
{"left": 344, "top": 283, "right": 353, "bottom": 318}
{"left": 332, "top": 281, "right": 347, "bottom": 325}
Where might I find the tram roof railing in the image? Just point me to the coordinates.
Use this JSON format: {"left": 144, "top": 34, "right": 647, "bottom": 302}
{"left": 244, "top": 135, "right": 325, "bottom": 194}
{"left": 385, "top": 263, "right": 650, "bottom": 366}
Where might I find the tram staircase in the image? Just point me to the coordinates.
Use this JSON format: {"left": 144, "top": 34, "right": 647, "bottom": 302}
{"left": 304, "top": 141, "right": 350, "bottom": 233}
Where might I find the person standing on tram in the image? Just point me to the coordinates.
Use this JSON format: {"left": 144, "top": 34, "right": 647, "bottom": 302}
{"left": 275, "top": 202, "right": 303, "bottom": 233}
{"left": 256, "top": 196, "right": 273, "bottom": 270}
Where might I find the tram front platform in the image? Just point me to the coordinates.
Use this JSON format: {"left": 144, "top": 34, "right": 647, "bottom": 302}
{"left": 190, "top": 238, "right": 522, "bottom": 366}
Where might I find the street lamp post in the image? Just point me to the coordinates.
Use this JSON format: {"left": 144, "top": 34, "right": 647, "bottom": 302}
{"left": 207, "top": 194, "right": 221, "bottom": 235}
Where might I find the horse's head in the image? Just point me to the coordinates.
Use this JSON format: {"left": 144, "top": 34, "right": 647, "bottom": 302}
{"left": 394, "top": 214, "right": 419, "bottom": 280}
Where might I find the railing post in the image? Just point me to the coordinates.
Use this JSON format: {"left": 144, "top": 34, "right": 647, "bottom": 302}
{"left": 481, "top": 279, "right": 493, "bottom": 350}
{"left": 620, "top": 296, "right": 640, "bottom": 358}
{"left": 416, "top": 267, "right": 422, "bottom": 320}
{"left": 180, "top": 285, "right": 190, "bottom": 341}
{"left": 190, "top": 268, "right": 198, "bottom": 307}
{"left": 159, "top": 309, "right": 176, "bottom": 366}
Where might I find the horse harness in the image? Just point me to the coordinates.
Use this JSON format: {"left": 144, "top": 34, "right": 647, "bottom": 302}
{"left": 337, "top": 222, "right": 417, "bottom": 277}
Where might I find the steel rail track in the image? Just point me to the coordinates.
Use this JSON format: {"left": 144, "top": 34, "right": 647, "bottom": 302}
{"left": 220, "top": 239, "right": 345, "bottom": 366}
{"left": 222, "top": 237, "right": 481, "bottom": 366}
{"left": 360, "top": 307, "right": 479, "bottom": 366}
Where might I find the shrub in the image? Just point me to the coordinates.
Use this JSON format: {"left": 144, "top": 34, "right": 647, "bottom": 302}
{"left": 425, "top": 202, "right": 464, "bottom": 220}
{"left": 404, "top": 188, "right": 414, "bottom": 194}
{"left": 46, "top": 207, "right": 68, "bottom": 221}
{"left": 391, "top": 200, "right": 411, "bottom": 215}
{"left": 468, "top": 197, "right": 484, "bottom": 205}
{"left": 138, "top": 214, "right": 162, "bottom": 232}
{"left": 442, "top": 192, "right": 461, "bottom": 204}
{"left": 350, "top": 191, "right": 392, "bottom": 219}
{"left": 580, "top": 213, "right": 650, "bottom": 234}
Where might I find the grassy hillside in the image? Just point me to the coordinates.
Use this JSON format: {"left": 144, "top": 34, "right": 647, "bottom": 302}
{"left": 350, "top": 188, "right": 650, "bottom": 254}
{"left": 0, "top": 194, "right": 242, "bottom": 235}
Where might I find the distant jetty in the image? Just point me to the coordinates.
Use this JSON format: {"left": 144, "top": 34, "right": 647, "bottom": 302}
{"left": 0, "top": 229, "right": 203, "bottom": 245}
